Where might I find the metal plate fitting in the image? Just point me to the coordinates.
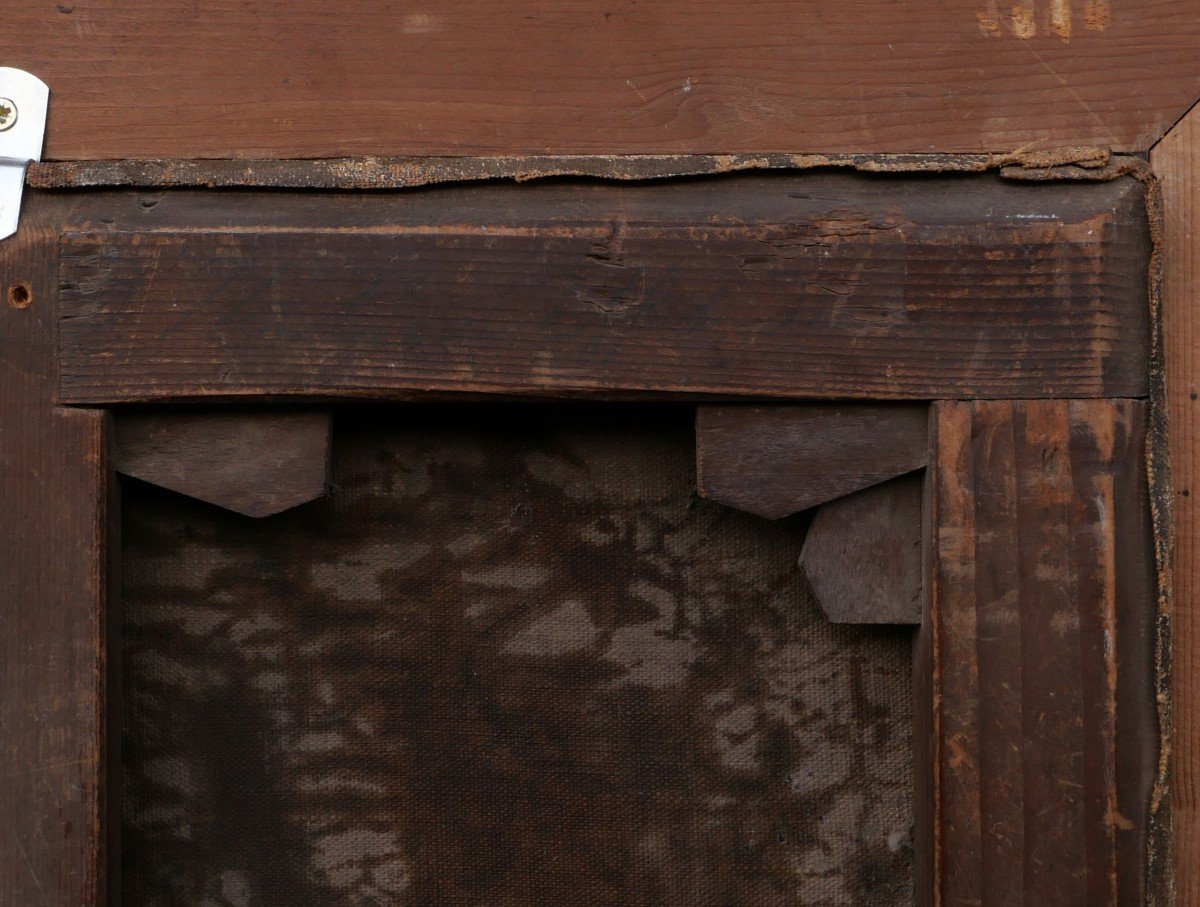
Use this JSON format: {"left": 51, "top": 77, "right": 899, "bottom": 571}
{"left": 0, "top": 69, "right": 48, "bottom": 240}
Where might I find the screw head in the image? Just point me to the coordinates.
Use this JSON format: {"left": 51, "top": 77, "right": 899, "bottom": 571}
{"left": 0, "top": 98, "right": 17, "bottom": 131}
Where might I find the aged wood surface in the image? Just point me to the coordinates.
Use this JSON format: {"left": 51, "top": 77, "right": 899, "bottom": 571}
{"left": 57, "top": 173, "right": 1150, "bottom": 404}
{"left": 3, "top": 1, "right": 1199, "bottom": 160}
{"left": 18, "top": 148, "right": 1114, "bottom": 191}
{"left": 115, "top": 410, "right": 332, "bottom": 518}
{"left": 1153, "top": 109, "right": 1198, "bottom": 906}
{"left": 0, "top": 193, "right": 112, "bottom": 903}
{"left": 800, "top": 473, "right": 923, "bottom": 625}
{"left": 918, "top": 399, "right": 1159, "bottom": 905}
{"left": 696, "top": 404, "right": 928, "bottom": 519}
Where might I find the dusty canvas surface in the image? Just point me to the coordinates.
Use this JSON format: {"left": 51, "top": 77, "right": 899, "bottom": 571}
{"left": 121, "top": 406, "right": 914, "bottom": 906}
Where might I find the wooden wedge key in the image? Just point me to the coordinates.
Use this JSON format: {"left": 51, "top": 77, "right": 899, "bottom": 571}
{"left": 115, "top": 410, "right": 332, "bottom": 518}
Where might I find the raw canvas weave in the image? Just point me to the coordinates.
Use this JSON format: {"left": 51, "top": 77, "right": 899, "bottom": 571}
{"left": 121, "top": 407, "right": 914, "bottom": 905}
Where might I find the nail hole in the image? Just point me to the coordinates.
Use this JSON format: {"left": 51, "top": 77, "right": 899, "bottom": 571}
{"left": 8, "top": 282, "right": 31, "bottom": 309}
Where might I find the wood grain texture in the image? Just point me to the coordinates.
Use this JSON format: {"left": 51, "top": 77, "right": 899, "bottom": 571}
{"left": 56, "top": 173, "right": 1151, "bottom": 404}
{"left": 1153, "top": 108, "right": 1199, "bottom": 907}
{"left": 697, "top": 404, "right": 928, "bottom": 519}
{"left": 919, "top": 399, "right": 1158, "bottom": 905}
{"left": 3, "top": 0, "right": 1199, "bottom": 159}
{"left": 115, "top": 410, "right": 332, "bottom": 518}
{"left": 800, "top": 472, "right": 924, "bottom": 624}
{"left": 0, "top": 193, "right": 112, "bottom": 904}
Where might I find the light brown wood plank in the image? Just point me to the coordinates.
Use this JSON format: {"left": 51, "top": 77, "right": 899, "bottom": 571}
{"left": 800, "top": 473, "right": 924, "bottom": 624}
{"left": 56, "top": 174, "right": 1151, "bottom": 404}
{"left": 0, "top": 193, "right": 112, "bottom": 905}
{"left": 1152, "top": 109, "right": 1200, "bottom": 907}
{"left": 921, "top": 399, "right": 1158, "bottom": 904}
{"left": 3, "top": 0, "right": 1199, "bottom": 159}
{"left": 115, "top": 410, "right": 332, "bottom": 518}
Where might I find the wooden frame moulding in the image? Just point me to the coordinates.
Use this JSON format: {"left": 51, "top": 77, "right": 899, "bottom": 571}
{"left": 0, "top": 156, "right": 1168, "bottom": 905}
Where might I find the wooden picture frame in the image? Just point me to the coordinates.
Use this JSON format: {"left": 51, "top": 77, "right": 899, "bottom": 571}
{"left": 3, "top": 3, "right": 1199, "bottom": 901}
{"left": 0, "top": 158, "right": 1169, "bottom": 904}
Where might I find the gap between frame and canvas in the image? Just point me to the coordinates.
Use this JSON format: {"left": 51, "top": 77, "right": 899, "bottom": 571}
{"left": 21, "top": 149, "right": 1176, "bottom": 905}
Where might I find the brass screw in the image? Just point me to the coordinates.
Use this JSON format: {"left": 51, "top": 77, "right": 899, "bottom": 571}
{"left": 0, "top": 99, "right": 18, "bottom": 132}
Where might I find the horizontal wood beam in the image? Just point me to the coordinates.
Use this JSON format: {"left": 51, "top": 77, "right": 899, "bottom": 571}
{"left": 4, "top": 0, "right": 1199, "bottom": 159}
{"left": 56, "top": 174, "right": 1150, "bottom": 404}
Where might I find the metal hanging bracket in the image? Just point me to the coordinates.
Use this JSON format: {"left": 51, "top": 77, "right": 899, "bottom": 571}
{"left": 0, "top": 68, "right": 48, "bottom": 241}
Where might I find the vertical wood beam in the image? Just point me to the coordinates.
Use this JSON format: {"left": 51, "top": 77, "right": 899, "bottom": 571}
{"left": 0, "top": 193, "right": 113, "bottom": 905}
{"left": 800, "top": 473, "right": 924, "bottom": 625}
{"left": 919, "top": 400, "right": 1158, "bottom": 905}
{"left": 1153, "top": 111, "right": 1199, "bottom": 905}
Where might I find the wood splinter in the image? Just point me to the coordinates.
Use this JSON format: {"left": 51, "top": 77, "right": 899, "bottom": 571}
{"left": 114, "top": 409, "right": 332, "bottom": 518}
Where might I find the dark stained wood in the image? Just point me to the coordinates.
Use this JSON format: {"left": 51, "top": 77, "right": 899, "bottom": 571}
{"left": 697, "top": 404, "right": 928, "bottom": 519}
{"left": 117, "top": 406, "right": 917, "bottom": 904}
{"left": 115, "top": 410, "right": 332, "bottom": 518}
{"left": 919, "top": 399, "right": 1158, "bottom": 905}
{"left": 0, "top": 192, "right": 113, "bottom": 904}
{"left": 3, "top": 0, "right": 1200, "bottom": 160}
{"left": 800, "top": 472, "right": 923, "bottom": 624}
{"left": 56, "top": 173, "right": 1151, "bottom": 405}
